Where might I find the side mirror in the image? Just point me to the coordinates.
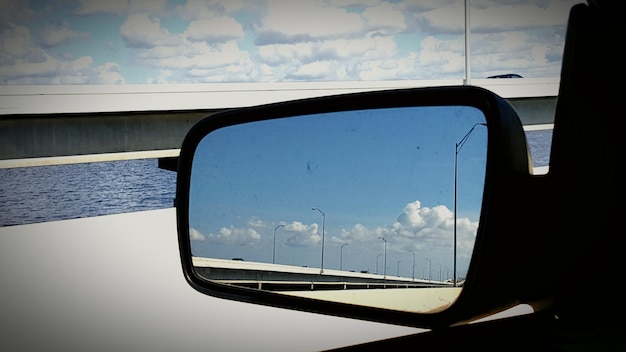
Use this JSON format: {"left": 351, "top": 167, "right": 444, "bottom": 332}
{"left": 176, "top": 86, "right": 534, "bottom": 328}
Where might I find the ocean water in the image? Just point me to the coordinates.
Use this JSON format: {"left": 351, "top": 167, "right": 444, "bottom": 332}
{"left": 0, "top": 159, "right": 177, "bottom": 227}
{"left": 0, "top": 130, "right": 552, "bottom": 227}
{"left": 526, "top": 129, "right": 552, "bottom": 168}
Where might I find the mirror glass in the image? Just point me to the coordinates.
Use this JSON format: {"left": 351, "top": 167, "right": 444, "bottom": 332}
{"left": 188, "top": 106, "right": 487, "bottom": 313}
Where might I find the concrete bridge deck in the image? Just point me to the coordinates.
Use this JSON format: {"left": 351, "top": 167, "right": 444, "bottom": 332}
{"left": 1, "top": 78, "right": 557, "bottom": 167}
{"left": 192, "top": 256, "right": 453, "bottom": 292}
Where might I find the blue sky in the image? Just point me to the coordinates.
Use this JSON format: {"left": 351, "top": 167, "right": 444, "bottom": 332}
{"left": 188, "top": 106, "right": 487, "bottom": 279}
{"left": 0, "top": 0, "right": 579, "bottom": 84}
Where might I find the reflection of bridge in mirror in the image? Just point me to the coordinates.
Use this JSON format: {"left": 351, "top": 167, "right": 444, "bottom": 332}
{"left": 193, "top": 256, "right": 463, "bottom": 313}
{"left": 193, "top": 257, "right": 458, "bottom": 292}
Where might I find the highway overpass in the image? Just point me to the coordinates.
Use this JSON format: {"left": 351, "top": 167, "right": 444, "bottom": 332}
{"left": 0, "top": 78, "right": 557, "bottom": 168}
{"left": 193, "top": 256, "right": 453, "bottom": 291}
{"left": 192, "top": 256, "right": 460, "bottom": 313}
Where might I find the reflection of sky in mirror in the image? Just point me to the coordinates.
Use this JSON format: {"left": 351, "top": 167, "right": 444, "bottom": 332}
{"left": 189, "top": 106, "right": 486, "bottom": 279}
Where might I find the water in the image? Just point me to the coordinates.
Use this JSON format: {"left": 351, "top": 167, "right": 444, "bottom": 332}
{"left": 0, "top": 130, "right": 552, "bottom": 227}
{"left": 0, "top": 159, "right": 177, "bottom": 227}
{"left": 526, "top": 129, "right": 552, "bottom": 167}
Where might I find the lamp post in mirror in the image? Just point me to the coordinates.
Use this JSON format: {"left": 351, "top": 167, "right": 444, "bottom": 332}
{"left": 378, "top": 237, "right": 387, "bottom": 279}
{"left": 340, "top": 243, "right": 348, "bottom": 271}
{"left": 436, "top": 262, "right": 442, "bottom": 282}
{"left": 272, "top": 224, "right": 284, "bottom": 264}
{"left": 454, "top": 122, "right": 486, "bottom": 286}
{"left": 409, "top": 250, "right": 415, "bottom": 281}
{"left": 312, "top": 208, "right": 326, "bottom": 274}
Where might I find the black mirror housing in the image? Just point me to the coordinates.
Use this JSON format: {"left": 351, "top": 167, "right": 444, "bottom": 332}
{"left": 176, "top": 85, "right": 539, "bottom": 329}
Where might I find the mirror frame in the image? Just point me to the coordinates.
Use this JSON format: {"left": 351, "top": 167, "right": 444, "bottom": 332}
{"left": 176, "top": 85, "right": 532, "bottom": 329}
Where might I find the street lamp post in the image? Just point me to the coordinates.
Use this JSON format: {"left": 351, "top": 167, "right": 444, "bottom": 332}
{"left": 409, "top": 251, "right": 415, "bottom": 281}
{"left": 378, "top": 237, "right": 387, "bottom": 278}
{"left": 397, "top": 260, "right": 401, "bottom": 276}
{"left": 436, "top": 262, "right": 442, "bottom": 282}
{"left": 340, "top": 243, "right": 348, "bottom": 271}
{"left": 454, "top": 122, "right": 486, "bottom": 287}
{"left": 426, "top": 258, "right": 432, "bottom": 282}
{"left": 312, "top": 208, "right": 326, "bottom": 274}
{"left": 272, "top": 224, "right": 284, "bottom": 264}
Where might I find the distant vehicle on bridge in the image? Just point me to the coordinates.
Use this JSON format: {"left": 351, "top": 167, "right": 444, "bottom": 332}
{"left": 487, "top": 73, "right": 523, "bottom": 78}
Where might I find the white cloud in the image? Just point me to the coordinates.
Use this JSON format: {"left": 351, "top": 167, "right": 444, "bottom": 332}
{"left": 415, "top": 35, "right": 465, "bottom": 78}
{"left": 120, "top": 13, "right": 178, "bottom": 48}
{"left": 471, "top": 30, "right": 564, "bottom": 77}
{"left": 190, "top": 228, "right": 206, "bottom": 241}
{"left": 219, "top": 0, "right": 246, "bottom": 13}
{"left": 291, "top": 60, "right": 333, "bottom": 79}
{"left": 0, "top": 54, "right": 57, "bottom": 84}
{"left": 202, "top": 226, "right": 262, "bottom": 245}
{"left": 97, "top": 62, "right": 126, "bottom": 84}
{"left": 189, "top": 198, "right": 477, "bottom": 268}
{"left": 0, "top": 0, "right": 576, "bottom": 84}
{"left": 1, "top": 24, "right": 36, "bottom": 58}
{"left": 327, "top": 0, "right": 385, "bottom": 6}
{"left": 310, "top": 200, "right": 476, "bottom": 255}
{"left": 49, "top": 56, "right": 96, "bottom": 84}
{"left": 116, "top": 10, "right": 253, "bottom": 82}
{"left": 247, "top": 217, "right": 266, "bottom": 228}
{"left": 257, "top": 1, "right": 365, "bottom": 43}
{"left": 330, "top": 34, "right": 396, "bottom": 58}
{"left": 356, "top": 53, "right": 420, "bottom": 80}
{"left": 73, "top": 0, "right": 131, "bottom": 15}
{"left": 257, "top": 33, "right": 399, "bottom": 80}
{"left": 328, "top": 199, "right": 477, "bottom": 257}
{"left": 257, "top": 42, "right": 314, "bottom": 65}
{"left": 391, "top": 201, "right": 456, "bottom": 252}
{"left": 0, "top": 0, "right": 35, "bottom": 25}
{"left": 362, "top": 2, "right": 407, "bottom": 30}
{"left": 176, "top": 0, "right": 248, "bottom": 21}
{"left": 39, "top": 21, "right": 89, "bottom": 47}
{"left": 278, "top": 221, "right": 320, "bottom": 248}
{"left": 176, "top": 0, "right": 218, "bottom": 20}
{"left": 0, "top": 24, "right": 107, "bottom": 84}
{"left": 127, "top": 0, "right": 168, "bottom": 14}
{"left": 470, "top": 0, "right": 576, "bottom": 32}
{"left": 73, "top": 0, "right": 167, "bottom": 15}
{"left": 0, "top": 54, "right": 116, "bottom": 85}
{"left": 186, "top": 17, "right": 245, "bottom": 42}
{"left": 396, "top": 201, "right": 451, "bottom": 228}
{"left": 146, "top": 40, "right": 248, "bottom": 69}
{"left": 409, "top": 1, "right": 465, "bottom": 34}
